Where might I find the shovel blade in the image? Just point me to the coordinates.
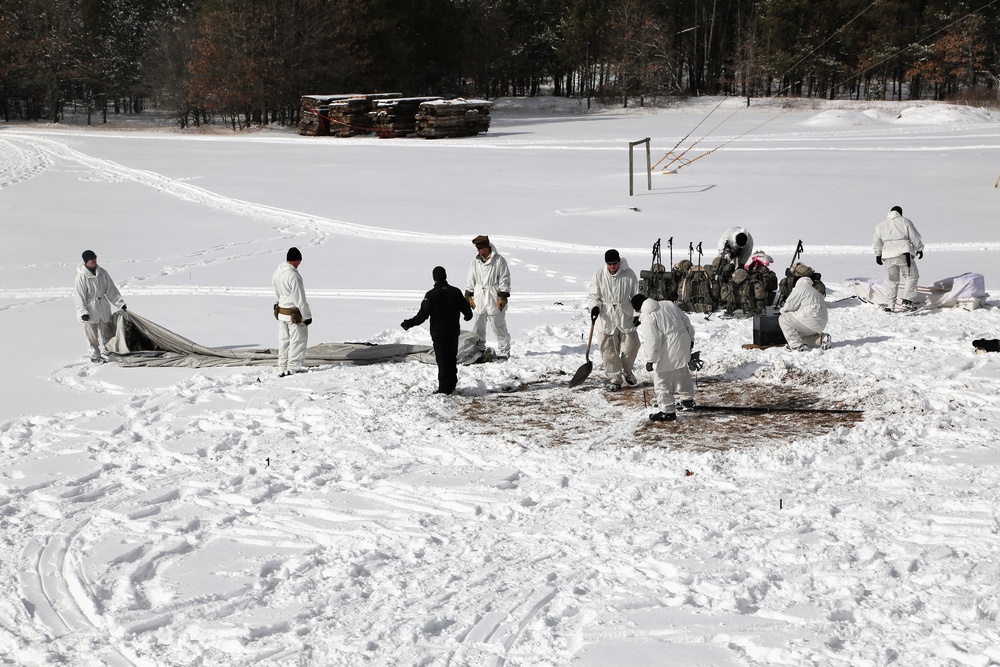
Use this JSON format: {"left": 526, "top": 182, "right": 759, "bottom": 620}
{"left": 568, "top": 361, "right": 593, "bottom": 388}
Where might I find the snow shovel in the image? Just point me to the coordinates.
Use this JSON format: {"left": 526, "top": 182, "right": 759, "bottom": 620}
{"left": 569, "top": 311, "right": 599, "bottom": 388}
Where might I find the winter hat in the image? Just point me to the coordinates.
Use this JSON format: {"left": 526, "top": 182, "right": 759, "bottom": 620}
{"left": 735, "top": 233, "right": 748, "bottom": 246}
{"left": 286, "top": 247, "right": 302, "bottom": 262}
{"left": 605, "top": 249, "right": 621, "bottom": 264}
{"left": 81, "top": 250, "right": 97, "bottom": 262}
{"left": 630, "top": 294, "right": 647, "bottom": 312}
{"left": 432, "top": 266, "right": 447, "bottom": 282}
{"left": 472, "top": 235, "right": 490, "bottom": 249}
{"left": 890, "top": 206, "right": 902, "bottom": 215}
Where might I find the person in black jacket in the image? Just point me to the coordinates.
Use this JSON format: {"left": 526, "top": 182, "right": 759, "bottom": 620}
{"left": 401, "top": 266, "right": 474, "bottom": 394}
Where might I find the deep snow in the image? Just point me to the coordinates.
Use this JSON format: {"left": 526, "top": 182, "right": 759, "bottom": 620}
{"left": 1, "top": 96, "right": 1000, "bottom": 666}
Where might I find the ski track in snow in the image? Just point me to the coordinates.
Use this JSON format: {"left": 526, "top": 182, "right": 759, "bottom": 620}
{"left": 2, "top": 133, "right": 615, "bottom": 256}
{"left": 3, "top": 114, "right": 1000, "bottom": 665}
{"left": 0, "top": 137, "right": 54, "bottom": 189}
{"left": 3, "top": 133, "right": 999, "bottom": 268}
{"left": 2, "top": 300, "right": 1000, "bottom": 665}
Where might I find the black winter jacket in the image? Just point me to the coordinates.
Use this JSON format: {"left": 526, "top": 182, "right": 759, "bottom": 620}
{"left": 403, "top": 281, "right": 473, "bottom": 338}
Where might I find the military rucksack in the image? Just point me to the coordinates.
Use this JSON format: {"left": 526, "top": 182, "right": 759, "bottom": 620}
{"left": 676, "top": 260, "right": 716, "bottom": 313}
{"left": 745, "top": 264, "right": 778, "bottom": 313}
{"left": 638, "top": 238, "right": 679, "bottom": 302}
{"left": 777, "top": 261, "right": 826, "bottom": 306}
{"left": 639, "top": 263, "right": 677, "bottom": 302}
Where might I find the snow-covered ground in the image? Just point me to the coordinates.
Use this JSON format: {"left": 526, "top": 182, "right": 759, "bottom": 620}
{"left": 2, "top": 97, "right": 1000, "bottom": 666}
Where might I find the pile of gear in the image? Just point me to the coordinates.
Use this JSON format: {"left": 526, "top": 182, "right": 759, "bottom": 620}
{"left": 639, "top": 235, "right": 825, "bottom": 316}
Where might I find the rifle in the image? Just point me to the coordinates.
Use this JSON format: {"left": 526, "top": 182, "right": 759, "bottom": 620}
{"left": 688, "top": 242, "right": 693, "bottom": 263}
{"left": 667, "top": 237, "right": 673, "bottom": 266}
{"left": 696, "top": 242, "right": 703, "bottom": 268}
{"left": 789, "top": 239, "right": 804, "bottom": 268}
{"left": 774, "top": 240, "right": 804, "bottom": 308}
{"left": 722, "top": 239, "right": 734, "bottom": 263}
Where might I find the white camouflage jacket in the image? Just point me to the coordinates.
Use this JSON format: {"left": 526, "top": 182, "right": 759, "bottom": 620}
{"left": 638, "top": 298, "right": 694, "bottom": 371}
{"left": 717, "top": 226, "right": 755, "bottom": 266}
{"left": 74, "top": 263, "right": 125, "bottom": 323}
{"left": 873, "top": 211, "right": 923, "bottom": 261}
{"left": 587, "top": 258, "right": 638, "bottom": 335}
{"left": 272, "top": 262, "right": 312, "bottom": 322}
{"left": 781, "top": 277, "right": 828, "bottom": 331}
{"left": 465, "top": 244, "right": 511, "bottom": 315}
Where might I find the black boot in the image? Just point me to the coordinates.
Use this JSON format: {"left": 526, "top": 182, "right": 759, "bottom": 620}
{"left": 649, "top": 411, "right": 677, "bottom": 422}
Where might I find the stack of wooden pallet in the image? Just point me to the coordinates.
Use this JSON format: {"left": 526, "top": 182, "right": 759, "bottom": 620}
{"left": 369, "top": 97, "right": 442, "bottom": 137}
{"left": 298, "top": 95, "right": 352, "bottom": 135}
{"left": 415, "top": 99, "right": 493, "bottom": 138}
{"left": 326, "top": 93, "right": 402, "bottom": 137}
{"left": 298, "top": 93, "right": 401, "bottom": 136}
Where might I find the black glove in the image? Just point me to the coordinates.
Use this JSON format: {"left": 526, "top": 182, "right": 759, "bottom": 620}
{"left": 401, "top": 320, "right": 412, "bottom": 331}
{"left": 875, "top": 255, "right": 883, "bottom": 265}
{"left": 121, "top": 304, "right": 127, "bottom": 311}
{"left": 303, "top": 318, "right": 312, "bottom": 326}
{"left": 632, "top": 315, "right": 640, "bottom": 327}
{"left": 81, "top": 314, "right": 89, "bottom": 322}
{"left": 590, "top": 306, "right": 600, "bottom": 320}
{"left": 916, "top": 251, "right": 923, "bottom": 260}
{"left": 645, "top": 361, "right": 654, "bottom": 372}
{"left": 688, "top": 352, "right": 705, "bottom": 372}
{"left": 463, "top": 313, "right": 472, "bottom": 321}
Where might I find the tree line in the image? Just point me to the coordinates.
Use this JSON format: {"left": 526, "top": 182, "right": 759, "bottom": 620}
{"left": 1, "top": 0, "right": 998, "bottom": 128}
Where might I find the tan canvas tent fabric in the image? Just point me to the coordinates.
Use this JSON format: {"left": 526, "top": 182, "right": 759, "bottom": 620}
{"left": 850, "top": 273, "right": 988, "bottom": 309}
{"left": 107, "top": 310, "right": 486, "bottom": 368}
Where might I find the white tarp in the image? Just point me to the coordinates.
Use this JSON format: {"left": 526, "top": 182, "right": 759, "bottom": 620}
{"left": 107, "top": 310, "right": 486, "bottom": 368}
{"left": 849, "top": 272, "right": 988, "bottom": 309}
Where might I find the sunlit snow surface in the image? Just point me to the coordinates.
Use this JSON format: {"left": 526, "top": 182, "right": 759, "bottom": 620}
{"left": 1, "top": 97, "right": 1000, "bottom": 666}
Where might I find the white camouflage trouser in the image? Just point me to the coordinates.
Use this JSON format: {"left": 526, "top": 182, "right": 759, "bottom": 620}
{"left": 779, "top": 312, "right": 824, "bottom": 349}
{"left": 84, "top": 321, "right": 116, "bottom": 359}
{"left": 652, "top": 366, "right": 694, "bottom": 414}
{"left": 883, "top": 256, "right": 919, "bottom": 305}
{"left": 599, "top": 329, "right": 639, "bottom": 382}
{"left": 472, "top": 311, "right": 511, "bottom": 357}
{"left": 278, "top": 321, "right": 309, "bottom": 372}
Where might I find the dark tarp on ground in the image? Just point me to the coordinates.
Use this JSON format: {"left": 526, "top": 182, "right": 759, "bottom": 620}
{"left": 107, "top": 310, "right": 486, "bottom": 368}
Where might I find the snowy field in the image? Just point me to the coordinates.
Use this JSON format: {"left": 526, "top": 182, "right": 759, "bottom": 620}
{"left": 2, "top": 96, "right": 1000, "bottom": 666}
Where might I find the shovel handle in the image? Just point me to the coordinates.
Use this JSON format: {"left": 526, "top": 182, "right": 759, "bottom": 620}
{"left": 584, "top": 318, "right": 596, "bottom": 362}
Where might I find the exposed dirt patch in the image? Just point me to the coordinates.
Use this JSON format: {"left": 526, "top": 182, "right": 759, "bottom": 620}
{"left": 458, "top": 374, "right": 863, "bottom": 451}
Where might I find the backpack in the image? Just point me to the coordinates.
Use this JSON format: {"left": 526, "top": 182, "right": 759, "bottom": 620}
{"left": 638, "top": 238, "right": 679, "bottom": 302}
{"left": 716, "top": 253, "right": 779, "bottom": 315}
{"left": 639, "top": 263, "right": 677, "bottom": 302}
{"left": 675, "top": 260, "right": 716, "bottom": 313}
{"left": 777, "top": 262, "right": 826, "bottom": 306}
{"left": 745, "top": 264, "right": 778, "bottom": 313}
